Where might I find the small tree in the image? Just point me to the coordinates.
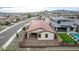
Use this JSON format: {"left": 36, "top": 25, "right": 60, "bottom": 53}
{"left": 0, "top": 23, "right": 3, "bottom": 26}
{"left": 27, "top": 13, "right": 31, "bottom": 18}
{"left": 22, "top": 27, "right": 26, "bottom": 31}
{"left": 16, "top": 33, "right": 19, "bottom": 38}
{"left": 16, "top": 17, "right": 20, "bottom": 21}
{"left": 4, "top": 21, "right": 10, "bottom": 25}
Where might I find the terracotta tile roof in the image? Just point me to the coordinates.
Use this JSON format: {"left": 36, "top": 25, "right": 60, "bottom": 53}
{"left": 27, "top": 20, "right": 54, "bottom": 33}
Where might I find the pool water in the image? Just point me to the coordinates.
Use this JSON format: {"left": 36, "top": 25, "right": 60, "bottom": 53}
{"left": 70, "top": 33, "right": 79, "bottom": 41}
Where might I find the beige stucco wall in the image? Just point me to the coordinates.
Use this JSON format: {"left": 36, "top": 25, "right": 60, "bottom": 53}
{"left": 38, "top": 32, "right": 54, "bottom": 40}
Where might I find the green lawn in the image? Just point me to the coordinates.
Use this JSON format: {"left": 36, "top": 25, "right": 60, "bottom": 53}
{"left": 58, "top": 33, "right": 76, "bottom": 44}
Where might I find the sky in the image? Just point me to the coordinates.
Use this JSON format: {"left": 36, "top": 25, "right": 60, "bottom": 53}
{"left": 0, "top": 7, "right": 79, "bottom": 13}
{"left": 0, "top": 0, "right": 79, "bottom": 13}
{"left": 0, "top": 7, "right": 47, "bottom": 13}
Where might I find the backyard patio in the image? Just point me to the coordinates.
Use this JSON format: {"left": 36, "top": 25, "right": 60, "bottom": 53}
{"left": 19, "top": 35, "right": 59, "bottom": 48}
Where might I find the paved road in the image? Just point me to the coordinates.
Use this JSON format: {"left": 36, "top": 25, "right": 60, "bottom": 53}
{"left": 0, "top": 17, "right": 35, "bottom": 48}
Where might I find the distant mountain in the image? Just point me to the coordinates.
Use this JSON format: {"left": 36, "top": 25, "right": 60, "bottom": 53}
{"left": 48, "top": 10, "right": 79, "bottom": 14}
{"left": 0, "top": 12, "right": 26, "bottom": 16}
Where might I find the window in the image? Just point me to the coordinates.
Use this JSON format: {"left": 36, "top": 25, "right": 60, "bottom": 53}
{"left": 45, "top": 34, "right": 48, "bottom": 38}
{"left": 57, "top": 21, "right": 61, "bottom": 24}
{"left": 39, "top": 34, "right": 41, "bottom": 38}
{"left": 78, "top": 40, "right": 79, "bottom": 42}
{"left": 70, "top": 27, "right": 73, "bottom": 31}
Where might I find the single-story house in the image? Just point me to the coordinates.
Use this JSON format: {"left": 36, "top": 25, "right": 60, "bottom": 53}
{"left": 26, "top": 20, "right": 55, "bottom": 40}
{"left": 19, "top": 20, "right": 59, "bottom": 47}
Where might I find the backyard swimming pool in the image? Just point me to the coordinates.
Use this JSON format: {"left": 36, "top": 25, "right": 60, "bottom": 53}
{"left": 70, "top": 33, "right": 79, "bottom": 41}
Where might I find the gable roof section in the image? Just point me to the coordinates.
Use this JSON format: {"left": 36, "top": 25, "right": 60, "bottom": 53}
{"left": 26, "top": 20, "right": 54, "bottom": 33}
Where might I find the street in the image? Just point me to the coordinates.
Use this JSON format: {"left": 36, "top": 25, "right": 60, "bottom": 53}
{"left": 0, "top": 17, "right": 35, "bottom": 48}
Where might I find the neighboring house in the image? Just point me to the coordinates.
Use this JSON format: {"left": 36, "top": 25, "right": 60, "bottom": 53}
{"left": 51, "top": 17, "right": 77, "bottom": 32}
{"left": 40, "top": 14, "right": 50, "bottom": 24}
{"left": 41, "top": 16, "right": 50, "bottom": 24}
{"left": 0, "top": 16, "right": 7, "bottom": 24}
{"left": 49, "top": 11, "right": 78, "bottom": 19}
{"left": 74, "top": 20, "right": 79, "bottom": 32}
{"left": 44, "top": 17, "right": 50, "bottom": 24}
